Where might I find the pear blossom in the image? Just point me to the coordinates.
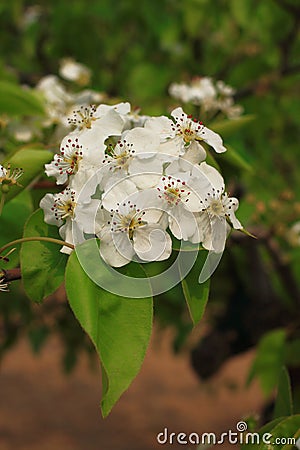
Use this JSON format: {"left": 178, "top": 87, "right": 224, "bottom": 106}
{"left": 40, "top": 187, "right": 101, "bottom": 254}
{"left": 97, "top": 196, "right": 172, "bottom": 267}
{"left": 193, "top": 162, "right": 242, "bottom": 252}
{"left": 169, "top": 77, "right": 216, "bottom": 108}
{"left": 171, "top": 107, "right": 226, "bottom": 154}
{"left": 36, "top": 75, "right": 105, "bottom": 129}
{"left": 59, "top": 58, "right": 91, "bottom": 86}
{"left": 169, "top": 77, "right": 243, "bottom": 119}
{"left": 45, "top": 137, "right": 83, "bottom": 184}
{"left": 149, "top": 170, "right": 210, "bottom": 242}
{"left": 66, "top": 105, "right": 126, "bottom": 156}
{"left": 40, "top": 97, "right": 244, "bottom": 267}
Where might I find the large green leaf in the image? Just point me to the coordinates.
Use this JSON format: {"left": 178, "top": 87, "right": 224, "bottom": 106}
{"left": 273, "top": 367, "right": 293, "bottom": 420}
{"left": 180, "top": 250, "right": 210, "bottom": 326}
{"left": 240, "top": 415, "right": 300, "bottom": 450}
{"left": 0, "top": 80, "right": 45, "bottom": 116}
{"left": 20, "top": 209, "right": 68, "bottom": 303}
{"left": 247, "top": 329, "right": 286, "bottom": 396}
{"left": 1, "top": 148, "right": 53, "bottom": 203}
{"left": 65, "top": 242, "right": 153, "bottom": 417}
{"left": 0, "top": 190, "right": 33, "bottom": 269}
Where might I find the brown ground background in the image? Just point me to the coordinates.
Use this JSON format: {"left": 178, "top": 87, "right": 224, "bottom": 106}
{"left": 0, "top": 328, "right": 263, "bottom": 450}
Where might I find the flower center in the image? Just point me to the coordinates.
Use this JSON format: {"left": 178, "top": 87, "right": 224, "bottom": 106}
{"left": 172, "top": 113, "right": 204, "bottom": 145}
{"left": 68, "top": 105, "right": 97, "bottom": 130}
{"left": 58, "top": 138, "right": 83, "bottom": 176}
{"left": 158, "top": 176, "right": 190, "bottom": 206}
{"left": 109, "top": 202, "right": 146, "bottom": 239}
{"left": 103, "top": 140, "right": 135, "bottom": 171}
{"left": 208, "top": 199, "right": 224, "bottom": 216}
{"left": 52, "top": 189, "right": 76, "bottom": 221}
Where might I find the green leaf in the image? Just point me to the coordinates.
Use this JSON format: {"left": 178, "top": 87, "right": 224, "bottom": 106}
{"left": 180, "top": 250, "right": 210, "bottom": 326}
{"left": 240, "top": 415, "right": 300, "bottom": 450}
{"left": 1, "top": 148, "right": 53, "bottom": 203}
{"left": 273, "top": 367, "right": 293, "bottom": 420}
{"left": 222, "top": 144, "right": 252, "bottom": 172}
{"left": 247, "top": 329, "right": 286, "bottom": 396}
{"left": 210, "top": 115, "right": 256, "bottom": 138}
{"left": 65, "top": 242, "right": 153, "bottom": 417}
{"left": 284, "top": 338, "right": 300, "bottom": 367}
{"left": 0, "top": 190, "right": 33, "bottom": 269}
{"left": 20, "top": 209, "right": 68, "bottom": 303}
{"left": 0, "top": 80, "right": 45, "bottom": 116}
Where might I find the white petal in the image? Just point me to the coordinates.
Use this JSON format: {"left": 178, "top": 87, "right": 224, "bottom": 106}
{"left": 124, "top": 127, "right": 160, "bottom": 157}
{"left": 100, "top": 231, "right": 133, "bottom": 267}
{"left": 202, "top": 216, "right": 228, "bottom": 253}
{"left": 197, "top": 162, "right": 225, "bottom": 192}
{"left": 59, "top": 221, "right": 74, "bottom": 254}
{"left": 182, "top": 141, "right": 206, "bottom": 166}
{"left": 40, "top": 194, "right": 62, "bottom": 226}
{"left": 226, "top": 197, "right": 242, "bottom": 229}
{"left": 198, "top": 126, "right": 226, "bottom": 153}
{"left": 170, "top": 106, "right": 186, "bottom": 121}
{"left": 96, "top": 102, "right": 131, "bottom": 117}
{"left": 158, "top": 137, "right": 184, "bottom": 158}
{"left": 45, "top": 159, "right": 68, "bottom": 185}
{"left": 133, "top": 225, "right": 172, "bottom": 262}
{"left": 168, "top": 204, "right": 197, "bottom": 240}
{"left": 128, "top": 155, "right": 163, "bottom": 189}
{"left": 144, "top": 116, "right": 174, "bottom": 141}
{"left": 102, "top": 178, "right": 138, "bottom": 211}
{"left": 74, "top": 199, "right": 101, "bottom": 234}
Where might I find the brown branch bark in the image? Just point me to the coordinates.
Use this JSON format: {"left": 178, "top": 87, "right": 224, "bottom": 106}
{"left": 1, "top": 268, "right": 21, "bottom": 282}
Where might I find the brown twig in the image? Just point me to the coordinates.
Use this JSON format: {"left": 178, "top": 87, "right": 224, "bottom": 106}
{"left": 1, "top": 268, "right": 21, "bottom": 282}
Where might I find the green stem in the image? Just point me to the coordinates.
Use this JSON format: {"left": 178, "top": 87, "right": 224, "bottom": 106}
{"left": 0, "top": 237, "right": 74, "bottom": 255}
{"left": 0, "top": 192, "right": 6, "bottom": 216}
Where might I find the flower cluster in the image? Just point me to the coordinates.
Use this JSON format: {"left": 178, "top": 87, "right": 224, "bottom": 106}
{"left": 40, "top": 102, "right": 243, "bottom": 267}
{"left": 169, "top": 77, "right": 243, "bottom": 119}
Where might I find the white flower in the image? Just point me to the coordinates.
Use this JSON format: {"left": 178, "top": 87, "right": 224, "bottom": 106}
{"left": 169, "top": 77, "right": 216, "bottom": 107}
{"left": 171, "top": 107, "right": 226, "bottom": 154}
{"left": 59, "top": 58, "right": 91, "bottom": 86}
{"left": 103, "top": 138, "right": 135, "bottom": 173}
{"left": 95, "top": 102, "right": 131, "bottom": 118}
{"left": 66, "top": 105, "right": 126, "bottom": 157}
{"left": 36, "top": 75, "right": 105, "bottom": 130}
{"left": 169, "top": 77, "right": 243, "bottom": 119}
{"left": 45, "top": 137, "right": 83, "bottom": 184}
{"left": 40, "top": 187, "right": 100, "bottom": 254}
{"left": 150, "top": 171, "right": 209, "bottom": 242}
{"left": 97, "top": 197, "right": 172, "bottom": 267}
{"left": 193, "top": 162, "right": 242, "bottom": 252}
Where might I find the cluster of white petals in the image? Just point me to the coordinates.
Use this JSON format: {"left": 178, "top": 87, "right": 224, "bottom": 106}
{"left": 40, "top": 102, "right": 243, "bottom": 267}
{"left": 169, "top": 77, "right": 243, "bottom": 119}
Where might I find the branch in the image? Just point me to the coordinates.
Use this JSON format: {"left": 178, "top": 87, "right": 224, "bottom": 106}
{"left": 1, "top": 268, "right": 21, "bottom": 282}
